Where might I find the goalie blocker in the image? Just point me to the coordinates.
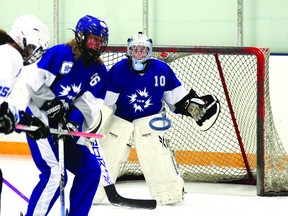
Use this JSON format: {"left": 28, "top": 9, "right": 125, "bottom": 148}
{"left": 175, "top": 90, "right": 220, "bottom": 131}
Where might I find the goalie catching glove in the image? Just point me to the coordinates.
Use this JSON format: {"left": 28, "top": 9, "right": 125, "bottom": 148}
{"left": 186, "top": 97, "right": 206, "bottom": 121}
{"left": 175, "top": 89, "right": 220, "bottom": 131}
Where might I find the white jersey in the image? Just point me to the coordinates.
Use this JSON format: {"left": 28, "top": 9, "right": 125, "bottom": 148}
{"left": 0, "top": 44, "right": 24, "bottom": 121}
{"left": 0, "top": 44, "right": 23, "bottom": 103}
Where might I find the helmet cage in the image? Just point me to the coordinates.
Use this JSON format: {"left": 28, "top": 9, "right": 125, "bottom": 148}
{"left": 23, "top": 44, "right": 45, "bottom": 65}
{"left": 75, "top": 15, "right": 109, "bottom": 58}
{"left": 76, "top": 31, "right": 108, "bottom": 58}
{"left": 127, "top": 32, "right": 153, "bottom": 64}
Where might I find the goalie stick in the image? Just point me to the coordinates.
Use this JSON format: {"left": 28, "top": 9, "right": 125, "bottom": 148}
{"left": 89, "top": 139, "right": 157, "bottom": 209}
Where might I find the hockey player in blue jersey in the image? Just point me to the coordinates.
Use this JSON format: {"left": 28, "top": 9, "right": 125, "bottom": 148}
{"left": 93, "top": 32, "right": 220, "bottom": 205}
{"left": 23, "top": 15, "right": 109, "bottom": 216}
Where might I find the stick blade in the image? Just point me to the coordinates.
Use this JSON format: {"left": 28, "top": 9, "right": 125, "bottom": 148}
{"left": 104, "top": 184, "right": 157, "bottom": 209}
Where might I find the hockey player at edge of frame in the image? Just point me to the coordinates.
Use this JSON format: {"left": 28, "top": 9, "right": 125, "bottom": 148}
{"left": 0, "top": 15, "right": 50, "bottom": 140}
{"left": 0, "top": 15, "right": 50, "bottom": 138}
{"left": 91, "top": 32, "right": 220, "bottom": 206}
{"left": 0, "top": 14, "right": 50, "bottom": 215}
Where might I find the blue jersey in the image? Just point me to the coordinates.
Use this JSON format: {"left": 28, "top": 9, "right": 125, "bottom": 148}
{"left": 105, "top": 58, "right": 188, "bottom": 122}
{"left": 27, "top": 44, "right": 108, "bottom": 130}
{"left": 24, "top": 43, "right": 106, "bottom": 216}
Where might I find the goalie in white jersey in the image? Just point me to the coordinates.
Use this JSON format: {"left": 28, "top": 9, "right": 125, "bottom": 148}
{"left": 93, "top": 32, "right": 220, "bottom": 205}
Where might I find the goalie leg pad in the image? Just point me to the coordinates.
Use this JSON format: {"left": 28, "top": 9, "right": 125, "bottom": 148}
{"left": 133, "top": 114, "right": 184, "bottom": 205}
{"left": 93, "top": 115, "right": 134, "bottom": 204}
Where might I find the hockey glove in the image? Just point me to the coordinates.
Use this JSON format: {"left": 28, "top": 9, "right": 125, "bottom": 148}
{"left": 175, "top": 90, "right": 220, "bottom": 131}
{"left": 195, "top": 94, "right": 220, "bottom": 131}
{"left": 0, "top": 102, "right": 16, "bottom": 134}
{"left": 60, "top": 121, "right": 79, "bottom": 144}
{"left": 186, "top": 98, "right": 206, "bottom": 121}
{"left": 53, "top": 121, "right": 79, "bottom": 144}
{"left": 41, "top": 98, "right": 65, "bottom": 128}
{"left": 19, "top": 111, "right": 50, "bottom": 140}
{"left": 65, "top": 121, "right": 79, "bottom": 133}
{"left": 175, "top": 89, "right": 206, "bottom": 120}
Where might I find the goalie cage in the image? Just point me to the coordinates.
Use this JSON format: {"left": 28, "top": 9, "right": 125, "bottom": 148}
{"left": 102, "top": 45, "right": 288, "bottom": 197}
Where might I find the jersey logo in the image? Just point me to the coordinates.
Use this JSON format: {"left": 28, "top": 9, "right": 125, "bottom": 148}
{"left": 127, "top": 87, "right": 153, "bottom": 112}
{"left": 60, "top": 61, "right": 74, "bottom": 75}
{"left": 58, "top": 83, "right": 82, "bottom": 102}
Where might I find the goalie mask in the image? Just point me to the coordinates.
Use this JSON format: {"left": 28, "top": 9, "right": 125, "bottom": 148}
{"left": 8, "top": 14, "right": 49, "bottom": 65}
{"left": 127, "top": 32, "right": 153, "bottom": 71}
{"left": 75, "top": 15, "right": 109, "bottom": 63}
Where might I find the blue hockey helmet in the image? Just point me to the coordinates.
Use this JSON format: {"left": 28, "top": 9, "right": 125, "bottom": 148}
{"left": 75, "top": 15, "right": 109, "bottom": 59}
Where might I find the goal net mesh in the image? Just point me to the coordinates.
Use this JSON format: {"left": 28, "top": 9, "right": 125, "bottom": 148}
{"left": 102, "top": 46, "right": 288, "bottom": 196}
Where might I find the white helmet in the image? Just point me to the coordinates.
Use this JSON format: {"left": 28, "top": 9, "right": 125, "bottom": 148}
{"left": 127, "top": 32, "right": 153, "bottom": 71}
{"left": 8, "top": 14, "right": 49, "bottom": 65}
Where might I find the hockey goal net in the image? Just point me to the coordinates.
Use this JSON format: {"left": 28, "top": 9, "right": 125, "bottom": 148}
{"left": 103, "top": 46, "right": 288, "bottom": 196}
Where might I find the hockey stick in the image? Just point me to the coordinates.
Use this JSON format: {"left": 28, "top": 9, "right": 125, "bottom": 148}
{"left": 2, "top": 141, "right": 67, "bottom": 216}
{"left": 89, "top": 139, "right": 157, "bottom": 209}
{"left": 16, "top": 123, "right": 156, "bottom": 209}
{"left": 2, "top": 177, "right": 29, "bottom": 203}
{"left": 16, "top": 124, "right": 105, "bottom": 139}
{"left": 58, "top": 136, "right": 66, "bottom": 216}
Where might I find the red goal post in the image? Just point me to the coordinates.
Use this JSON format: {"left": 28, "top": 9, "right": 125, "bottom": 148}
{"left": 102, "top": 45, "right": 288, "bottom": 196}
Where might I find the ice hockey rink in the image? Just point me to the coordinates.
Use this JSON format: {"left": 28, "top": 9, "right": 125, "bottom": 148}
{"left": 1, "top": 156, "right": 288, "bottom": 216}
{"left": 1, "top": 55, "right": 288, "bottom": 216}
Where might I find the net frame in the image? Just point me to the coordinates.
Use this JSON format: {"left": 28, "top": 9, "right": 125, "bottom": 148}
{"left": 102, "top": 45, "right": 288, "bottom": 196}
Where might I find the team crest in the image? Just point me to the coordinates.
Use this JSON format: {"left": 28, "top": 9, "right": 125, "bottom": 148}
{"left": 127, "top": 88, "right": 153, "bottom": 112}
{"left": 58, "top": 83, "right": 82, "bottom": 105}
